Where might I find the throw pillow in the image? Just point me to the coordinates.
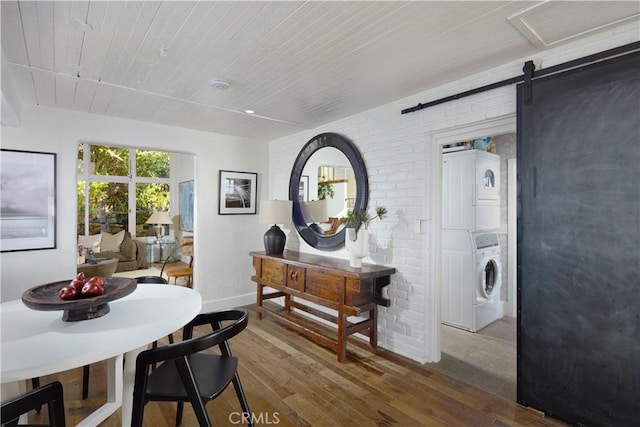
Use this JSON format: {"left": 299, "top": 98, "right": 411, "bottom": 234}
{"left": 78, "top": 234, "right": 102, "bottom": 253}
{"left": 100, "top": 230, "right": 125, "bottom": 252}
{"left": 119, "top": 237, "right": 137, "bottom": 261}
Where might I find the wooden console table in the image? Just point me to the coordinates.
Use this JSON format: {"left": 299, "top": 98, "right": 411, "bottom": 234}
{"left": 250, "top": 250, "right": 395, "bottom": 362}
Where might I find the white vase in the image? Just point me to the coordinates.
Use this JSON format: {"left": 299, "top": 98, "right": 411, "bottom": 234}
{"left": 345, "top": 228, "right": 368, "bottom": 268}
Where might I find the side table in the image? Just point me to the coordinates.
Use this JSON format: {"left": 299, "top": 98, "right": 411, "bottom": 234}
{"left": 77, "top": 258, "right": 118, "bottom": 277}
{"left": 146, "top": 241, "right": 177, "bottom": 263}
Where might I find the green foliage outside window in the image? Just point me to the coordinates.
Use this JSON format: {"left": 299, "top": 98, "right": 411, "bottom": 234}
{"left": 78, "top": 144, "right": 171, "bottom": 235}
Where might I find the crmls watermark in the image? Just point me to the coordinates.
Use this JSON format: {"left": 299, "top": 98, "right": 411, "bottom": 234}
{"left": 229, "top": 412, "right": 280, "bottom": 425}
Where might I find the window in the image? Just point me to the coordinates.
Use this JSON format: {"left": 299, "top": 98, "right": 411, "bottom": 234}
{"left": 77, "top": 144, "right": 171, "bottom": 236}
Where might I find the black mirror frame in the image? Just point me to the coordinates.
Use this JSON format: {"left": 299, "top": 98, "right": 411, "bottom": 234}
{"left": 289, "top": 132, "right": 368, "bottom": 251}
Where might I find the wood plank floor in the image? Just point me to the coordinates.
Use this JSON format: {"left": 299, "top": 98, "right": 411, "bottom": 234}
{"left": 28, "top": 304, "right": 566, "bottom": 426}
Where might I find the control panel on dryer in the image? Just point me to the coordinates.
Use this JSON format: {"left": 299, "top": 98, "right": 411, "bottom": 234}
{"left": 474, "top": 233, "right": 499, "bottom": 250}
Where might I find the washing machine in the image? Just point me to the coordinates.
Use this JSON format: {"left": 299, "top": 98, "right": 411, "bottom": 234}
{"left": 472, "top": 232, "right": 503, "bottom": 332}
{"left": 442, "top": 231, "right": 502, "bottom": 332}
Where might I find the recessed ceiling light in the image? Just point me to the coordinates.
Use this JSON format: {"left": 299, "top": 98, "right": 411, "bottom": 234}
{"left": 209, "top": 79, "right": 230, "bottom": 90}
{"left": 244, "top": 109, "right": 255, "bottom": 114}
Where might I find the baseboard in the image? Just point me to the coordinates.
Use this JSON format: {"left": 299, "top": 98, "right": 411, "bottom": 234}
{"left": 201, "top": 293, "right": 256, "bottom": 312}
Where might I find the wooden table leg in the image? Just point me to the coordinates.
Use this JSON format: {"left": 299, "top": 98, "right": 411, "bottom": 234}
{"left": 257, "top": 283, "right": 264, "bottom": 320}
{"left": 337, "top": 311, "right": 347, "bottom": 362}
{"left": 369, "top": 305, "right": 378, "bottom": 348}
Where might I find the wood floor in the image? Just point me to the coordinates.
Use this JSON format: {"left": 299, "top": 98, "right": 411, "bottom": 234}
{"left": 28, "top": 304, "right": 566, "bottom": 426}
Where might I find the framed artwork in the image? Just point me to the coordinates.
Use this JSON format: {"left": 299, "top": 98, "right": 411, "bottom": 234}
{"left": 1, "top": 149, "right": 57, "bottom": 252}
{"left": 178, "top": 180, "right": 194, "bottom": 231}
{"left": 299, "top": 175, "right": 309, "bottom": 201}
{"left": 218, "top": 170, "right": 257, "bottom": 215}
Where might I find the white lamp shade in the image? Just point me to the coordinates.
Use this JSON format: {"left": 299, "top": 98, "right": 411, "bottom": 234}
{"left": 259, "top": 200, "right": 292, "bottom": 225}
{"left": 146, "top": 211, "right": 173, "bottom": 225}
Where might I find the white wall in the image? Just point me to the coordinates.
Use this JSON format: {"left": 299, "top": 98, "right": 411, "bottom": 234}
{"left": 269, "top": 22, "right": 640, "bottom": 363}
{"left": 0, "top": 106, "right": 269, "bottom": 312}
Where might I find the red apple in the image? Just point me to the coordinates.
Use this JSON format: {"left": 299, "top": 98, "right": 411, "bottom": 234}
{"left": 69, "top": 278, "right": 85, "bottom": 292}
{"left": 81, "top": 282, "right": 104, "bottom": 297}
{"left": 59, "top": 286, "right": 77, "bottom": 300}
{"left": 88, "top": 276, "right": 105, "bottom": 287}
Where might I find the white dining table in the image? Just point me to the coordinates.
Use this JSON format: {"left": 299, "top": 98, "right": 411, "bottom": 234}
{"left": 1, "top": 283, "right": 202, "bottom": 426}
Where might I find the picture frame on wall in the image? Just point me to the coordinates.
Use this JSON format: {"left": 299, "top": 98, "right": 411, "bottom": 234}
{"left": 218, "top": 170, "right": 257, "bottom": 215}
{"left": 178, "top": 180, "right": 194, "bottom": 231}
{"left": 299, "top": 175, "right": 309, "bottom": 201}
{"left": 0, "top": 149, "right": 57, "bottom": 252}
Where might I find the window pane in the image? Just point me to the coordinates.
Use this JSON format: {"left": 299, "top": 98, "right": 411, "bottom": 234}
{"left": 90, "top": 145, "right": 129, "bottom": 176}
{"left": 77, "top": 144, "right": 84, "bottom": 175}
{"left": 77, "top": 180, "right": 85, "bottom": 235}
{"left": 136, "top": 150, "right": 170, "bottom": 178}
{"left": 88, "top": 182, "right": 128, "bottom": 234}
{"left": 136, "top": 183, "right": 170, "bottom": 236}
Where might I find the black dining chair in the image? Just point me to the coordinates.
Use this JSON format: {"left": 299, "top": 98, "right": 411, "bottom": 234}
{"left": 1, "top": 380, "right": 65, "bottom": 427}
{"left": 73, "top": 275, "right": 172, "bottom": 400}
{"left": 32, "top": 366, "right": 90, "bottom": 402}
{"left": 131, "top": 309, "right": 253, "bottom": 427}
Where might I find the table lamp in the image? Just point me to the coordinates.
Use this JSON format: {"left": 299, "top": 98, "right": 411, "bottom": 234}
{"left": 259, "top": 200, "right": 292, "bottom": 254}
{"left": 146, "top": 211, "right": 173, "bottom": 242}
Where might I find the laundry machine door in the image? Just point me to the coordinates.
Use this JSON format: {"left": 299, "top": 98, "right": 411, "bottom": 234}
{"left": 476, "top": 154, "right": 500, "bottom": 202}
{"left": 477, "top": 258, "right": 500, "bottom": 301}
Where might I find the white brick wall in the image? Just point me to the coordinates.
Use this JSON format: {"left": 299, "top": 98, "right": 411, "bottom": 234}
{"left": 268, "top": 22, "right": 640, "bottom": 363}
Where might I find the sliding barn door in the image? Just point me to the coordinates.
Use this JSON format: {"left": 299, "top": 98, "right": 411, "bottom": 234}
{"left": 517, "top": 53, "right": 640, "bottom": 426}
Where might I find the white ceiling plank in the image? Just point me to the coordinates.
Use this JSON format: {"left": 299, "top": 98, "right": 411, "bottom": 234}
{"left": 55, "top": 73, "right": 77, "bottom": 109}
{"left": 73, "top": 78, "right": 97, "bottom": 112}
{"left": 120, "top": 1, "right": 200, "bottom": 89}
{"left": 34, "top": 1, "right": 55, "bottom": 70}
{"left": 99, "top": 1, "right": 162, "bottom": 85}
{"left": 1, "top": 1, "right": 29, "bottom": 64}
{"left": 31, "top": 68, "right": 55, "bottom": 106}
{"left": 15, "top": 1, "right": 44, "bottom": 68}
{"left": 53, "top": 0, "right": 90, "bottom": 75}
{"left": 138, "top": 1, "right": 220, "bottom": 93}
{"left": 89, "top": 83, "right": 116, "bottom": 115}
{"left": 77, "top": 0, "right": 113, "bottom": 80}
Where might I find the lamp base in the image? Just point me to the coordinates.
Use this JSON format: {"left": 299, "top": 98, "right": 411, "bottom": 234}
{"left": 264, "top": 225, "right": 286, "bottom": 254}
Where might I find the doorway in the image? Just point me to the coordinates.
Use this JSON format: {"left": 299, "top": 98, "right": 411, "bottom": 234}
{"left": 428, "top": 115, "right": 517, "bottom": 400}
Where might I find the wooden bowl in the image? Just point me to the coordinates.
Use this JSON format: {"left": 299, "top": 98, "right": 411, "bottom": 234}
{"left": 22, "top": 277, "right": 137, "bottom": 322}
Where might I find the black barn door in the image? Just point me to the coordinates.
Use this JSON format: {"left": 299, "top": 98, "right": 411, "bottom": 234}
{"left": 517, "top": 53, "right": 640, "bottom": 426}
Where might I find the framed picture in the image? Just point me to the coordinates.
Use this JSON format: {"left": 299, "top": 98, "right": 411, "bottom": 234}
{"left": 299, "top": 175, "right": 309, "bottom": 201}
{"left": 178, "top": 180, "right": 194, "bottom": 231}
{"left": 1, "top": 149, "right": 57, "bottom": 252}
{"left": 218, "top": 170, "right": 257, "bottom": 215}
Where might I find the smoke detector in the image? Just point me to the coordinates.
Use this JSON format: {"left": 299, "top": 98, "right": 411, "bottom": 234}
{"left": 209, "top": 79, "right": 230, "bottom": 90}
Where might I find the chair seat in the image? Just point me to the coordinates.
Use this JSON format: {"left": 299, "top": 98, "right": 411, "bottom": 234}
{"left": 165, "top": 267, "right": 193, "bottom": 287}
{"left": 146, "top": 354, "right": 238, "bottom": 401}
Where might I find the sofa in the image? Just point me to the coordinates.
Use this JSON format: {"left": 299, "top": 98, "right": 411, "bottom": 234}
{"left": 80, "top": 231, "right": 148, "bottom": 273}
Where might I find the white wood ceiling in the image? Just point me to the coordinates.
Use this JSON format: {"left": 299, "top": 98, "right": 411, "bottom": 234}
{"left": 2, "top": 1, "right": 638, "bottom": 140}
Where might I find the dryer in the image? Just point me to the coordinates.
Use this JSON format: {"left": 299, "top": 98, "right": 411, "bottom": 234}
{"left": 442, "top": 231, "right": 502, "bottom": 332}
{"left": 442, "top": 150, "right": 500, "bottom": 231}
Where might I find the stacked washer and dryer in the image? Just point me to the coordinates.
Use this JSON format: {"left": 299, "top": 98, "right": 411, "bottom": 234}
{"left": 442, "top": 149, "right": 503, "bottom": 332}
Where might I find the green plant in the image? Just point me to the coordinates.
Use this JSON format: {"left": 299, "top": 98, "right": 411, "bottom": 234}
{"left": 317, "top": 178, "right": 335, "bottom": 200}
{"left": 340, "top": 206, "right": 388, "bottom": 238}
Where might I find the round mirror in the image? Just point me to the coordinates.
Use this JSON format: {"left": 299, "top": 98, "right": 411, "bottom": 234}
{"left": 289, "top": 133, "right": 368, "bottom": 250}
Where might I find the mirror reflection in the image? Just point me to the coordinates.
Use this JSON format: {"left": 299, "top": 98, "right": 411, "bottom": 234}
{"left": 290, "top": 132, "right": 368, "bottom": 251}
{"left": 298, "top": 147, "right": 355, "bottom": 237}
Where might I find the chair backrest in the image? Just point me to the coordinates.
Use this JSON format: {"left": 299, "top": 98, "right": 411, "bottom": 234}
{"left": 135, "top": 275, "right": 168, "bottom": 284}
{"left": 136, "top": 309, "right": 248, "bottom": 366}
{"left": 160, "top": 238, "right": 194, "bottom": 276}
{"left": 1, "top": 381, "right": 65, "bottom": 427}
